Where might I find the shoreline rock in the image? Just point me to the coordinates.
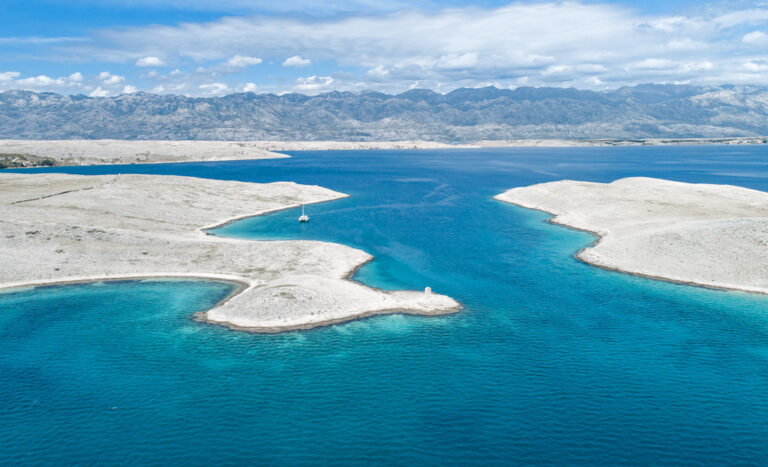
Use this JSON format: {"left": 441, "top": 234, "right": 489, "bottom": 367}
{"left": 495, "top": 177, "right": 768, "bottom": 295}
{"left": 0, "top": 172, "right": 459, "bottom": 332}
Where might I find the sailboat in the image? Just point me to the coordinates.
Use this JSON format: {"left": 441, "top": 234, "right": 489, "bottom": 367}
{"left": 298, "top": 204, "right": 309, "bottom": 222}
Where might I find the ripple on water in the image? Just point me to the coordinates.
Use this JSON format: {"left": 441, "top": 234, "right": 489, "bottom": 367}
{"left": 4, "top": 147, "right": 768, "bottom": 464}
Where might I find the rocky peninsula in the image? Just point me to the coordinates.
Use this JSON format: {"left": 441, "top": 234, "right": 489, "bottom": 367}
{"left": 496, "top": 177, "right": 768, "bottom": 295}
{"left": 0, "top": 173, "right": 459, "bottom": 332}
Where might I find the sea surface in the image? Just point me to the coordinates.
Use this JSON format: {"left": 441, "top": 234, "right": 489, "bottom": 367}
{"left": 4, "top": 146, "right": 768, "bottom": 465}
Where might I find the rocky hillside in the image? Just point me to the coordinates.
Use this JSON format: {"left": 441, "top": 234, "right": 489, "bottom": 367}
{"left": 3, "top": 84, "right": 768, "bottom": 141}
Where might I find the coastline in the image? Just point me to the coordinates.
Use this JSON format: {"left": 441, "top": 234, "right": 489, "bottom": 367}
{"left": 4, "top": 137, "right": 768, "bottom": 169}
{"left": 0, "top": 172, "right": 460, "bottom": 332}
{"left": 193, "top": 251, "right": 461, "bottom": 333}
{"left": 475, "top": 137, "right": 768, "bottom": 147}
{"left": 196, "top": 303, "right": 460, "bottom": 334}
{"left": 495, "top": 178, "right": 768, "bottom": 297}
{"left": 0, "top": 140, "right": 290, "bottom": 167}
{"left": 197, "top": 194, "right": 350, "bottom": 233}
{"left": 0, "top": 139, "right": 465, "bottom": 168}
{"left": 499, "top": 199, "right": 768, "bottom": 296}
{"left": 199, "top": 211, "right": 462, "bottom": 334}
{"left": 0, "top": 241, "right": 460, "bottom": 334}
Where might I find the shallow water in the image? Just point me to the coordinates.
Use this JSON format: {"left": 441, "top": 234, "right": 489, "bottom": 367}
{"left": 5, "top": 146, "right": 768, "bottom": 464}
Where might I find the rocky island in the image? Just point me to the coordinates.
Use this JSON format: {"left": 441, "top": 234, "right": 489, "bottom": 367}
{"left": 496, "top": 177, "right": 768, "bottom": 295}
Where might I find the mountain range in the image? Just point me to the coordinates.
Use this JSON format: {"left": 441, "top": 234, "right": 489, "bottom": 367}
{"left": 3, "top": 84, "right": 768, "bottom": 141}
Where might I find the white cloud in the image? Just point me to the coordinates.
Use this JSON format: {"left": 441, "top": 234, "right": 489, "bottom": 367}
{"left": 99, "top": 71, "right": 125, "bottom": 85}
{"left": 436, "top": 53, "right": 478, "bottom": 70}
{"left": 0, "top": 71, "right": 20, "bottom": 82}
{"left": 16, "top": 75, "right": 66, "bottom": 87}
{"left": 105, "top": 75, "right": 124, "bottom": 85}
{"left": 191, "top": 55, "right": 263, "bottom": 77}
{"left": 89, "top": 87, "right": 110, "bottom": 97}
{"left": 283, "top": 55, "right": 311, "bottom": 67}
{"left": 85, "top": 1, "right": 762, "bottom": 92}
{"left": 0, "top": 36, "right": 86, "bottom": 44}
{"left": 681, "top": 61, "right": 714, "bottom": 72}
{"left": 226, "top": 55, "right": 262, "bottom": 68}
{"left": 576, "top": 64, "right": 608, "bottom": 73}
{"left": 90, "top": 3, "right": 640, "bottom": 70}
{"left": 666, "top": 39, "right": 707, "bottom": 51}
{"left": 136, "top": 56, "right": 166, "bottom": 67}
{"left": 0, "top": 72, "right": 92, "bottom": 94}
{"left": 366, "top": 65, "right": 389, "bottom": 79}
{"left": 243, "top": 82, "right": 259, "bottom": 92}
{"left": 543, "top": 65, "right": 573, "bottom": 76}
{"left": 585, "top": 76, "right": 603, "bottom": 86}
{"left": 743, "top": 61, "right": 768, "bottom": 72}
{"left": 628, "top": 58, "right": 674, "bottom": 70}
{"left": 716, "top": 9, "right": 768, "bottom": 29}
{"left": 294, "top": 75, "right": 333, "bottom": 93}
{"left": 743, "top": 31, "right": 768, "bottom": 45}
{"left": 14, "top": 1, "right": 768, "bottom": 94}
{"left": 199, "top": 82, "right": 229, "bottom": 95}
{"left": 122, "top": 85, "right": 139, "bottom": 94}
{"left": 645, "top": 15, "right": 697, "bottom": 33}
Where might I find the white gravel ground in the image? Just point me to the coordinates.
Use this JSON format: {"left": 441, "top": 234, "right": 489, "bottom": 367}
{"left": 495, "top": 177, "right": 768, "bottom": 294}
{"left": 0, "top": 173, "right": 459, "bottom": 332}
{"left": 0, "top": 140, "right": 465, "bottom": 166}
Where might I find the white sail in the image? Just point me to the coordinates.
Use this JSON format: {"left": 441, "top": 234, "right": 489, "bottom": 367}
{"left": 298, "top": 204, "right": 309, "bottom": 222}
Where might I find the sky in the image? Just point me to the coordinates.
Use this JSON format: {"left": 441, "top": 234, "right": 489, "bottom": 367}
{"left": 2, "top": 0, "right": 768, "bottom": 96}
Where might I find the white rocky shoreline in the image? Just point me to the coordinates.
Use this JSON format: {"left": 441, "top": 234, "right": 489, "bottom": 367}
{"left": 0, "top": 139, "right": 463, "bottom": 167}
{"left": 0, "top": 172, "right": 459, "bottom": 333}
{"left": 496, "top": 177, "right": 768, "bottom": 296}
{"left": 3, "top": 138, "right": 768, "bottom": 168}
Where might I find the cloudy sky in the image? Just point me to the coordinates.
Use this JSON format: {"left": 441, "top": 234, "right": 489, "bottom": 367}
{"left": 2, "top": 0, "right": 768, "bottom": 96}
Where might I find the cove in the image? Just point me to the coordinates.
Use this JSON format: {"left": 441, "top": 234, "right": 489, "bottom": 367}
{"left": 4, "top": 146, "right": 768, "bottom": 464}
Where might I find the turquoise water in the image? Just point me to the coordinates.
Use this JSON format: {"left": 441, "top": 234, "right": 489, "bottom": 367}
{"left": 5, "top": 146, "right": 768, "bottom": 464}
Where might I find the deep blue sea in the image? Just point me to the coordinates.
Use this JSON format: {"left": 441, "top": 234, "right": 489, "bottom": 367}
{"left": 4, "top": 146, "right": 768, "bottom": 465}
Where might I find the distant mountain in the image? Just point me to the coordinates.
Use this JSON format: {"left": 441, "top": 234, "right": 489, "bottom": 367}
{"left": 3, "top": 84, "right": 768, "bottom": 141}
